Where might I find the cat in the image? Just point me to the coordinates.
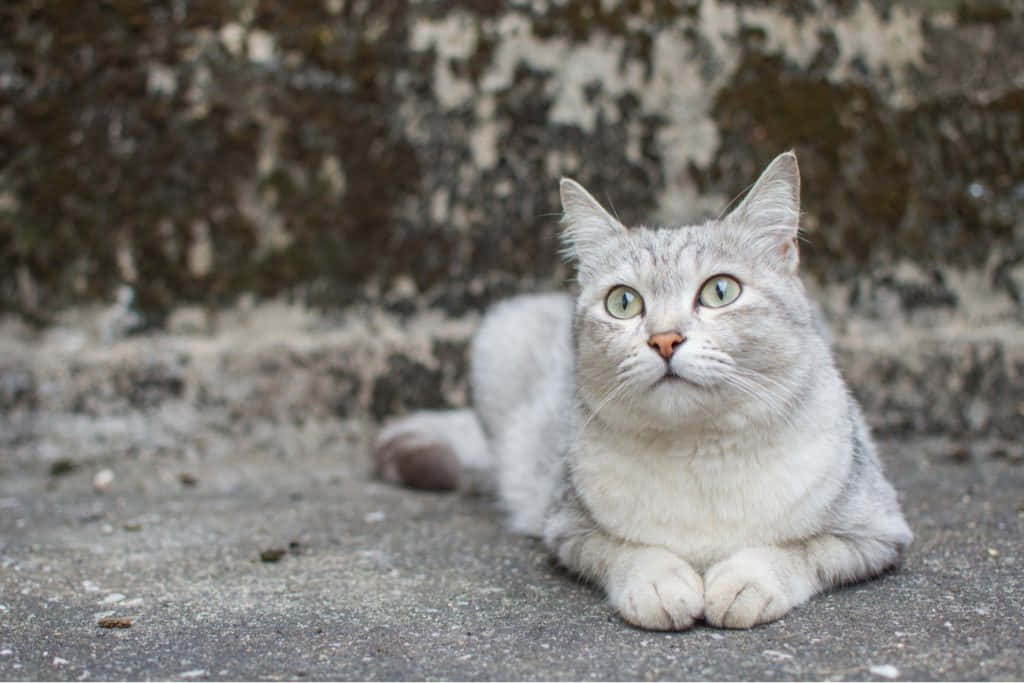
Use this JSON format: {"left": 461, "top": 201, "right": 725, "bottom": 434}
{"left": 372, "top": 151, "right": 912, "bottom": 630}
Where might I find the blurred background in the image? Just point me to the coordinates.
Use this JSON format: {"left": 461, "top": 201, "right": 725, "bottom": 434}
{"left": 2, "top": 0, "right": 1021, "bottom": 325}
{"left": 1, "top": 0, "right": 1022, "bottom": 433}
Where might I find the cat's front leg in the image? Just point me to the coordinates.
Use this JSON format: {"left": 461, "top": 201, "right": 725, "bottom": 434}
{"left": 703, "top": 546, "right": 806, "bottom": 629}
{"left": 704, "top": 534, "right": 905, "bottom": 629}
{"left": 549, "top": 522, "right": 703, "bottom": 630}
{"left": 605, "top": 544, "right": 705, "bottom": 631}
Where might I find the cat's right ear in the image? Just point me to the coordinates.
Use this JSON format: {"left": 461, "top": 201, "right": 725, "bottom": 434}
{"left": 559, "top": 178, "right": 627, "bottom": 263}
{"left": 726, "top": 151, "right": 801, "bottom": 273}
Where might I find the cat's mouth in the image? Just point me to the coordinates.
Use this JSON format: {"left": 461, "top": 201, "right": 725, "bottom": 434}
{"left": 655, "top": 368, "right": 701, "bottom": 388}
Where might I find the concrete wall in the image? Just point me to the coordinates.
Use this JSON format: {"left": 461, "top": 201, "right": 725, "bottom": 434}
{"left": 3, "top": 0, "right": 1021, "bottom": 324}
{"left": 2, "top": 1, "right": 1022, "bottom": 446}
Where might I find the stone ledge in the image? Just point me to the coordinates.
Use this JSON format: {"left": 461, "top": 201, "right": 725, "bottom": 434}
{"left": 2, "top": 306, "right": 1022, "bottom": 470}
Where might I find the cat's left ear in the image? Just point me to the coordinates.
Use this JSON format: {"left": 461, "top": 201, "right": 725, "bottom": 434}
{"left": 728, "top": 151, "right": 801, "bottom": 273}
{"left": 559, "top": 178, "right": 628, "bottom": 264}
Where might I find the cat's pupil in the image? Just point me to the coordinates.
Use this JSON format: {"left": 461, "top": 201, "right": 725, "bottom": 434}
{"left": 620, "top": 292, "right": 631, "bottom": 310}
{"left": 714, "top": 279, "right": 727, "bottom": 300}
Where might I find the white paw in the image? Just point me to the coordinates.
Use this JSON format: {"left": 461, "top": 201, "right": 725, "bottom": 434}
{"left": 704, "top": 552, "right": 793, "bottom": 629}
{"left": 607, "top": 549, "right": 703, "bottom": 631}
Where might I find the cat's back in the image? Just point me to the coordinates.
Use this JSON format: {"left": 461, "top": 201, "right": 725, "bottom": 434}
{"left": 471, "top": 293, "right": 575, "bottom": 433}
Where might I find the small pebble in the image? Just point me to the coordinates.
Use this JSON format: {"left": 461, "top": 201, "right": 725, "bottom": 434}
{"left": 99, "top": 593, "right": 126, "bottom": 605}
{"left": 93, "top": 469, "right": 115, "bottom": 493}
{"left": 179, "top": 669, "right": 207, "bottom": 679}
{"left": 53, "top": 657, "right": 68, "bottom": 666}
{"left": 97, "top": 617, "right": 132, "bottom": 629}
{"left": 123, "top": 522, "right": 143, "bottom": 532}
{"left": 260, "top": 548, "right": 286, "bottom": 563}
{"left": 762, "top": 649, "right": 793, "bottom": 661}
{"left": 987, "top": 548, "right": 1000, "bottom": 558}
{"left": 179, "top": 472, "right": 198, "bottom": 487}
{"left": 869, "top": 664, "right": 900, "bottom": 679}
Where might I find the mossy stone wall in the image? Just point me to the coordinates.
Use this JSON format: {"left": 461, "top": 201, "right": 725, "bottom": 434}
{"left": 2, "top": 1, "right": 1021, "bottom": 324}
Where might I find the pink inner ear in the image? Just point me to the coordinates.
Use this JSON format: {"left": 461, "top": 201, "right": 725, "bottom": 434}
{"left": 778, "top": 237, "right": 800, "bottom": 270}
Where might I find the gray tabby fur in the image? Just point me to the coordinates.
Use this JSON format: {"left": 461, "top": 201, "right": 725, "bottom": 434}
{"left": 373, "top": 151, "right": 912, "bottom": 630}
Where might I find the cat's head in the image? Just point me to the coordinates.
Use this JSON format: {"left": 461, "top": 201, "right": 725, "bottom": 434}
{"left": 560, "top": 152, "right": 826, "bottom": 433}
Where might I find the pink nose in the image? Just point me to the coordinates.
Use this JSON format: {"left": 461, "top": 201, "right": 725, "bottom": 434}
{"left": 648, "top": 332, "right": 684, "bottom": 359}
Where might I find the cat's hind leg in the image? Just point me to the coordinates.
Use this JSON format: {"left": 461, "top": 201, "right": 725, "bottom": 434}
{"left": 372, "top": 409, "right": 492, "bottom": 493}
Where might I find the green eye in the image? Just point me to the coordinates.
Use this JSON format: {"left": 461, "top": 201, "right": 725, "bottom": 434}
{"left": 605, "top": 285, "right": 644, "bottom": 319}
{"left": 699, "top": 275, "right": 742, "bottom": 308}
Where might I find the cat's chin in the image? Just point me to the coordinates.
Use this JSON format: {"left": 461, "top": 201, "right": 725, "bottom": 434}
{"left": 637, "top": 379, "right": 716, "bottom": 422}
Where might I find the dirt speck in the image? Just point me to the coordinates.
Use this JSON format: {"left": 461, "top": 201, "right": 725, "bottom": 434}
{"left": 949, "top": 446, "right": 971, "bottom": 464}
{"left": 97, "top": 616, "right": 133, "bottom": 629}
{"left": 260, "top": 548, "right": 287, "bottom": 563}
{"left": 49, "top": 459, "right": 76, "bottom": 476}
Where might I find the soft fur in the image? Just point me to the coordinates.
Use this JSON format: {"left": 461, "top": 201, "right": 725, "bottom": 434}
{"left": 373, "top": 152, "right": 912, "bottom": 630}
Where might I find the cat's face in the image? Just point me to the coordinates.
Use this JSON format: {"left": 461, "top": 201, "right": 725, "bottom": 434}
{"left": 561, "top": 153, "right": 822, "bottom": 432}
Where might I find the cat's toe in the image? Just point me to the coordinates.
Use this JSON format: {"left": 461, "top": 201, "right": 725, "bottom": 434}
{"left": 609, "top": 552, "right": 703, "bottom": 631}
{"left": 704, "top": 557, "right": 790, "bottom": 629}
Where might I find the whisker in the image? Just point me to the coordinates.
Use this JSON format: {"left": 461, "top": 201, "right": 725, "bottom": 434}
{"left": 719, "top": 370, "right": 800, "bottom": 430}
{"left": 578, "top": 380, "right": 631, "bottom": 434}
{"left": 615, "top": 353, "right": 642, "bottom": 376}
{"left": 604, "top": 193, "right": 623, "bottom": 223}
{"left": 720, "top": 379, "right": 784, "bottom": 422}
{"left": 732, "top": 366, "right": 797, "bottom": 403}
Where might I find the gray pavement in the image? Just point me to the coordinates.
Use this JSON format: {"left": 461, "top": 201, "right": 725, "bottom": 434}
{"left": 1, "top": 426, "right": 1022, "bottom": 681}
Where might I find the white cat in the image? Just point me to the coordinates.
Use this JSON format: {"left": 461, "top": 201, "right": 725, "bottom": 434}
{"left": 373, "top": 152, "right": 912, "bottom": 630}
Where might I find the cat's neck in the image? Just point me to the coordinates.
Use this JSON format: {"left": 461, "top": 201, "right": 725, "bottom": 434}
{"left": 574, "top": 362, "right": 846, "bottom": 458}
{"left": 577, "top": 409, "right": 787, "bottom": 456}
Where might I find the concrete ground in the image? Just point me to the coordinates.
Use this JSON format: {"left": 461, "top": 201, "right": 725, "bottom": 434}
{"left": 1, "top": 307, "right": 1022, "bottom": 681}
{"left": 3, "top": 432, "right": 1023, "bottom": 680}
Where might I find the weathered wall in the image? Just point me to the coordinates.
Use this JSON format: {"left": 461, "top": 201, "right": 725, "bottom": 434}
{"left": 2, "top": 1, "right": 1022, "bottom": 325}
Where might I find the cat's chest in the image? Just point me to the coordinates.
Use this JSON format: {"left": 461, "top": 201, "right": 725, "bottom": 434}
{"left": 570, "top": 430, "right": 845, "bottom": 569}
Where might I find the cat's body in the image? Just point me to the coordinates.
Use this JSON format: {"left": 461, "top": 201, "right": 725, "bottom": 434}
{"left": 373, "top": 152, "right": 911, "bottom": 630}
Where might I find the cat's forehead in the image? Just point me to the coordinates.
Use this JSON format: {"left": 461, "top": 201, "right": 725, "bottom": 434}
{"left": 575, "top": 218, "right": 763, "bottom": 293}
{"left": 617, "top": 222, "right": 739, "bottom": 273}
{"left": 578, "top": 223, "right": 715, "bottom": 295}
{"left": 630, "top": 224, "right": 710, "bottom": 258}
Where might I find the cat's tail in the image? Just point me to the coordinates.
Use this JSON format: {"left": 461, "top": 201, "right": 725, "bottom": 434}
{"left": 371, "top": 409, "right": 492, "bottom": 493}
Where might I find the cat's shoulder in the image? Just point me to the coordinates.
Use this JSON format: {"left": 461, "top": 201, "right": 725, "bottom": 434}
{"left": 484, "top": 291, "right": 573, "bottom": 315}
{"left": 480, "top": 291, "right": 574, "bottom": 329}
